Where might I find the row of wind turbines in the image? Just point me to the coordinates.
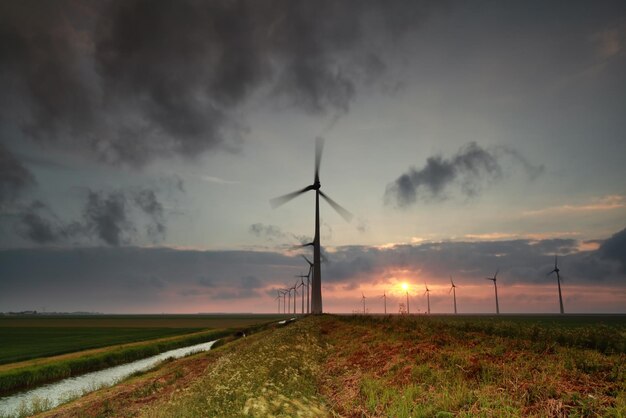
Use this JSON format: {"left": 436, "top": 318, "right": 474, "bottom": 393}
{"left": 270, "top": 137, "right": 566, "bottom": 316}
{"left": 275, "top": 256, "right": 315, "bottom": 314}
{"left": 359, "top": 256, "right": 565, "bottom": 315}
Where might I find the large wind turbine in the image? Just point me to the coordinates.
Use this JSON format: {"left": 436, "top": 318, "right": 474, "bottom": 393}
{"left": 424, "top": 284, "right": 431, "bottom": 314}
{"left": 271, "top": 137, "right": 352, "bottom": 314}
{"left": 486, "top": 268, "right": 500, "bottom": 314}
{"left": 547, "top": 255, "right": 565, "bottom": 314}
{"left": 449, "top": 276, "right": 457, "bottom": 314}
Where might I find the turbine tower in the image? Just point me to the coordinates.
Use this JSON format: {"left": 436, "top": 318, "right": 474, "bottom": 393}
{"left": 486, "top": 268, "right": 500, "bottom": 314}
{"left": 449, "top": 276, "right": 457, "bottom": 314}
{"left": 548, "top": 255, "right": 565, "bottom": 314}
{"left": 271, "top": 137, "right": 352, "bottom": 314}
{"left": 424, "top": 284, "right": 431, "bottom": 314}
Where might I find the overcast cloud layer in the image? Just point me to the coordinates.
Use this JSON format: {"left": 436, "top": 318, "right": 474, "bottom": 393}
{"left": 1, "top": 227, "right": 624, "bottom": 313}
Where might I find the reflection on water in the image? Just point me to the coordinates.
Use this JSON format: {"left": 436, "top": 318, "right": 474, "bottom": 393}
{"left": 0, "top": 339, "right": 217, "bottom": 417}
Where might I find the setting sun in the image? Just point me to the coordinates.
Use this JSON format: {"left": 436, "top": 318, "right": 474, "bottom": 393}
{"left": 401, "top": 283, "right": 409, "bottom": 291}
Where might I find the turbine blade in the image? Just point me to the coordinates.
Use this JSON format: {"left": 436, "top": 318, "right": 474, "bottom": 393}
{"left": 302, "top": 255, "right": 313, "bottom": 266}
{"left": 315, "top": 136, "right": 324, "bottom": 182}
{"left": 547, "top": 270, "right": 555, "bottom": 276}
{"left": 449, "top": 287, "right": 453, "bottom": 294}
{"left": 270, "top": 185, "right": 313, "bottom": 208}
{"left": 494, "top": 268, "right": 499, "bottom": 279}
{"left": 319, "top": 191, "right": 353, "bottom": 222}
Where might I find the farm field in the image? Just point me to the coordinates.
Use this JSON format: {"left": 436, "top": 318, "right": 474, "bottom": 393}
{"left": 0, "top": 314, "right": 287, "bottom": 365}
{"left": 32, "top": 314, "right": 626, "bottom": 418}
{"left": 0, "top": 314, "right": 286, "bottom": 397}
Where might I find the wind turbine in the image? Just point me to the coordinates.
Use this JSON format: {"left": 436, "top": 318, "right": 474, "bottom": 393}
{"left": 302, "top": 255, "right": 314, "bottom": 314}
{"left": 449, "top": 276, "right": 457, "bottom": 314}
{"left": 285, "top": 287, "right": 292, "bottom": 314}
{"left": 486, "top": 268, "right": 500, "bottom": 314}
{"left": 379, "top": 291, "right": 387, "bottom": 314}
{"left": 276, "top": 290, "right": 282, "bottom": 313}
{"left": 292, "top": 282, "right": 298, "bottom": 314}
{"left": 281, "top": 289, "right": 287, "bottom": 314}
{"left": 297, "top": 276, "right": 306, "bottom": 314}
{"left": 271, "top": 137, "right": 352, "bottom": 314}
{"left": 547, "top": 255, "right": 565, "bottom": 314}
{"left": 424, "top": 284, "right": 431, "bottom": 314}
{"left": 361, "top": 292, "right": 367, "bottom": 314}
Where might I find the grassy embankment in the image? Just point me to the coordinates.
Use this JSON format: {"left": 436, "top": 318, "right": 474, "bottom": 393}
{"left": 0, "top": 315, "right": 286, "bottom": 395}
{"left": 32, "top": 319, "right": 317, "bottom": 418}
{"left": 320, "top": 315, "right": 625, "bottom": 417}
{"left": 30, "top": 314, "right": 626, "bottom": 417}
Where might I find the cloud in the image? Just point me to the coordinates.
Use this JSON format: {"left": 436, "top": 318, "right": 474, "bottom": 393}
{"left": 0, "top": 144, "right": 35, "bottom": 208}
{"left": 1, "top": 0, "right": 442, "bottom": 167}
{"left": 133, "top": 189, "right": 165, "bottom": 242}
{"left": 385, "top": 142, "right": 543, "bottom": 208}
{"left": 83, "top": 190, "right": 132, "bottom": 246}
{"left": 523, "top": 195, "right": 626, "bottom": 217}
{"left": 598, "top": 227, "right": 626, "bottom": 273}
{"left": 12, "top": 188, "right": 171, "bottom": 246}
{"left": 1, "top": 229, "right": 625, "bottom": 312}
{"left": 249, "top": 223, "right": 286, "bottom": 240}
{"left": 15, "top": 201, "right": 65, "bottom": 244}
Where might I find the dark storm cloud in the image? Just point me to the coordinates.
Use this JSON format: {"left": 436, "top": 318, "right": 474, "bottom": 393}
{"left": 12, "top": 188, "right": 170, "bottom": 246}
{"left": 385, "top": 142, "right": 544, "bottom": 207}
{"left": 0, "top": 144, "right": 35, "bottom": 208}
{"left": 0, "top": 0, "right": 442, "bottom": 166}
{"left": 16, "top": 201, "right": 64, "bottom": 244}
{"left": 133, "top": 189, "right": 166, "bottom": 242}
{"left": 83, "top": 190, "right": 131, "bottom": 246}
{"left": 599, "top": 227, "right": 626, "bottom": 273}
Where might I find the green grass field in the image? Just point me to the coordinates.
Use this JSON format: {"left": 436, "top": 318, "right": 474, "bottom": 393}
{"left": 0, "top": 327, "right": 201, "bottom": 365}
{"left": 0, "top": 314, "right": 287, "bottom": 395}
{"left": 0, "top": 314, "right": 286, "bottom": 365}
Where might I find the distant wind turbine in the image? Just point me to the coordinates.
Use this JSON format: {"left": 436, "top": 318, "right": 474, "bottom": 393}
{"left": 285, "top": 287, "right": 292, "bottom": 314}
{"left": 379, "top": 291, "right": 387, "bottom": 314}
{"left": 361, "top": 292, "right": 367, "bottom": 314}
{"left": 296, "top": 276, "right": 306, "bottom": 314}
{"left": 424, "top": 284, "right": 431, "bottom": 314}
{"left": 486, "top": 268, "right": 500, "bottom": 314}
{"left": 449, "top": 276, "right": 458, "bottom": 314}
{"left": 547, "top": 255, "right": 565, "bottom": 314}
{"left": 281, "top": 289, "right": 287, "bottom": 314}
{"left": 292, "top": 282, "right": 298, "bottom": 314}
{"left": 275, "top": 290, "right": 282, "bottom": 314}
{"left": 302, "top": 255, "right": 314, "bottom": 314}
{"left": 271, "top": 137, "right": 352, "bottom": 314}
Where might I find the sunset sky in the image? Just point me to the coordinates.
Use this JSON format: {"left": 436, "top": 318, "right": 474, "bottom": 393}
{"left": 1, "top": 0, "right": 625, "bottom": 314}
